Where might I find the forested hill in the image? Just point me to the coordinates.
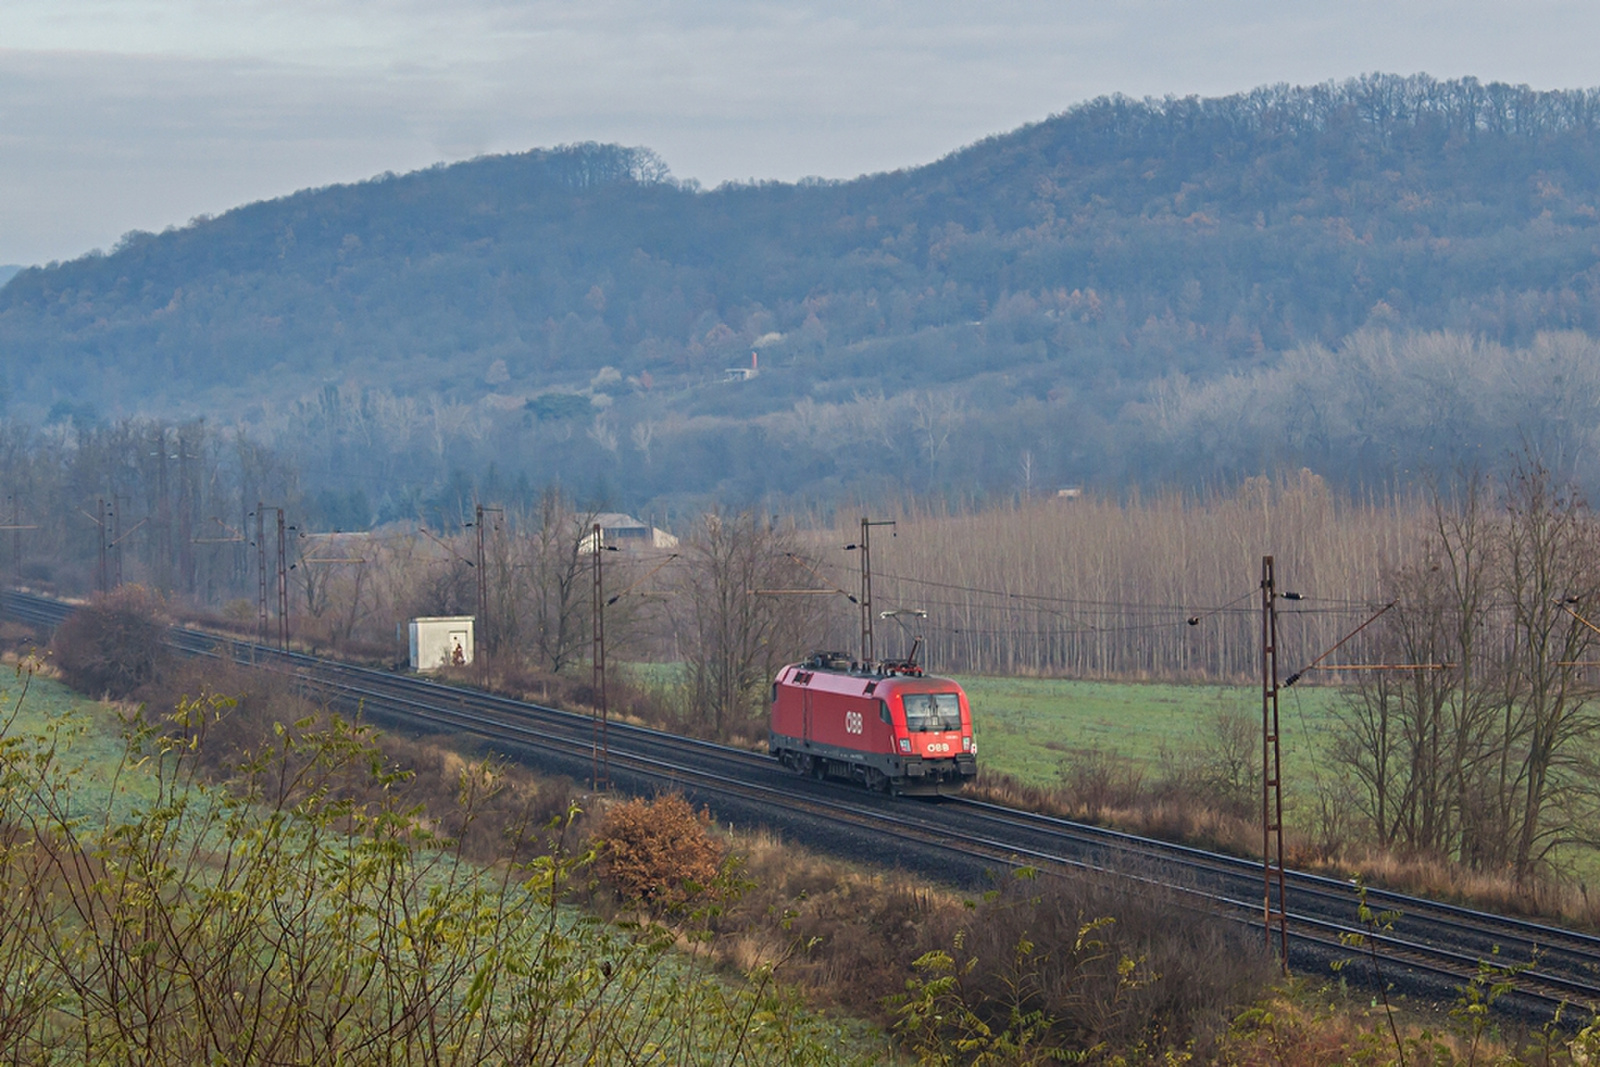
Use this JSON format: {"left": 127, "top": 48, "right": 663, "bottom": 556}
{"left": 7, "top": 73, "right": 1600, "bottom": 511}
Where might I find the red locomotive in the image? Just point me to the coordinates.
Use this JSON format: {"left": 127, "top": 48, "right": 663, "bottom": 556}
{"left": 769, "top": 650, "right": 977, "bottom": 795}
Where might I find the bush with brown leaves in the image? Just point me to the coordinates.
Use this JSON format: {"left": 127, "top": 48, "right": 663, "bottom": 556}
{"left": 594, "top": 793, "right": 724, "bottom": 910}
{"left": 49, "top": 586, "right": 171, "bottom": 699}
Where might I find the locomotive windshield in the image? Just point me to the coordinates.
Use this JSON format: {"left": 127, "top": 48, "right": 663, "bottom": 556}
{"left": 902, "top": 692, "right": 962, "bottom": 732}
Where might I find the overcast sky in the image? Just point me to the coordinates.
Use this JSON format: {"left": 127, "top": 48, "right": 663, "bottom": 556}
{"left": 2, "top": 1, "right": 1597, "bottom": 266}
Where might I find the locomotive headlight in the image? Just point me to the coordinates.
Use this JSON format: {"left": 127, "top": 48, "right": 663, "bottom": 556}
{"left": 899, "top": 738, "right": 911, "bottom": 753}
{"left": 962, "top": 736, "right": 972, "bottom": 752}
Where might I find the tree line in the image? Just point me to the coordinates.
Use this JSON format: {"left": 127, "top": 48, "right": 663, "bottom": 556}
{"left": 28, "top": 322, "right": 1579, "bottom": 534}
{"left": 0, "top": 414, "right": 1498, "bottom": 688}
{"left": 0, "top": 417, "right": 807, "bottom": 737}
{"left": 809, "top": 471, "right": 1419, "bottom": 681}
{"left": 0, "top": 417, "right": 298, "bottom": 602}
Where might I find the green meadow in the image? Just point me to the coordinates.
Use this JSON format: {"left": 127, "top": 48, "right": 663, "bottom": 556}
{"left": 955, "top": 674, "right": 1349, "bottom": 802}
{"left": 954, "top": 673, "right": 1600, "bottom": 886}
{"left": 0, "top": 669, "right": 155, "bottom": 821}
{"left": 0, "top": 668, "right": 122, "bottom": 740}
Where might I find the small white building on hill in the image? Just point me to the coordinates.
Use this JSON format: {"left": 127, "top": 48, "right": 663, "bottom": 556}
{"left": 578, "top": 513, "right": 679, "bottom": 553}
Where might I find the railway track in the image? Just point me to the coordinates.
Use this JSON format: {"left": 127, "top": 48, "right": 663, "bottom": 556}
{"left": 7, "top": 589, "right": 1599, "bottom": 1020}
{"left": 941, "top": 799, "right": 1600, "bottom": 1010}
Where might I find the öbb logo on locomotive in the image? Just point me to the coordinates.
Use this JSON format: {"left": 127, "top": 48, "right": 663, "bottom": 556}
{"left": 768, "top": 650, "right": 978, "bottom": 796}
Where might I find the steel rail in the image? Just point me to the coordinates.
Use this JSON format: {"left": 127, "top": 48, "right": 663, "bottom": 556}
{"left": 949, "top": 799, "right": 1600, "bottom": 972}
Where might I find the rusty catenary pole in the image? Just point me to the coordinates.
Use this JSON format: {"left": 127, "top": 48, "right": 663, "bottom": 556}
{"left": 1261, "top": 556, "right": 1289, "bottom": 970}
{"left": 477, "top": 504, "right": 488, "bottom": 686}
{"left": 97, "top": 498, "right": 108, "bottom": 594}
{"left": 591, "top": 522, "right": 610, "bottom": 789}
{"left": 276, "top": 508, "right": 289, "bottom": 651}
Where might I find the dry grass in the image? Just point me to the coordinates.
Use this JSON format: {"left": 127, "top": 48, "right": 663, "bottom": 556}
{"left": 696, "top": 820, "right": 1276, "bottom": 1058}
{"left": 970, "top": 767, "right": 1262, "bottom": 858}
{"left": 711, "top": 826, "right": 949, "bottom": 1012}
{"left": 1209, "top": 979, "right": 1597, "bottom": 1066}
{"left": 1215, "top": 986, "right": 1443, "bottom": 1066}
{"left": 970, "top": 763, "right": 1600, "bottom": 937}
{"left": 1296, "top": 847, "right": 1600, "bottom": 931}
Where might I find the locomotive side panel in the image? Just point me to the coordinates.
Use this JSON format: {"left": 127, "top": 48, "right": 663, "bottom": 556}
{"left": 805, "top": 689, "right": 893, "bottom": 756}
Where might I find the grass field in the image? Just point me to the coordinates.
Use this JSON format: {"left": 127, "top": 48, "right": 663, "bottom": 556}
{"left": 950, "top": 673, "right": 1600, "bottom": 885}
{"left": 0, "top": 667, "right": 157, "bottom": 822}
{"left": 955, "top": 674, "right": 1349, "bottom": 801}
{"left": 0, "top": 667, "right": 121, "bottom": 739}
{"left": 620, "top": 660, "right": 684, "bottom": 690}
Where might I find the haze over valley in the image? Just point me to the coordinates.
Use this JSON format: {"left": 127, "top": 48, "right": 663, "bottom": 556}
{"left": 4, "top": 74, "right": 1600, "bottom": 522}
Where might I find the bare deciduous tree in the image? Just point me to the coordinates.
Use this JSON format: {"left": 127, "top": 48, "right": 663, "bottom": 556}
{"left": 525, "top": 489, "right": 600, "bottom": 674}
{"left": 1497, "top": 465, "right": 1600, "bottom": 882}
{"left": 673, "top": 512, "right": 821, "bottom": 738}
{"left": 1332, "top": 463, "right": 1600, "bottom": 883}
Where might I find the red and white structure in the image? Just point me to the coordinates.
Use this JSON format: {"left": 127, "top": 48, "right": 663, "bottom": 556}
{"left": 769, "top": 651, "right": 977, "bottom": 795}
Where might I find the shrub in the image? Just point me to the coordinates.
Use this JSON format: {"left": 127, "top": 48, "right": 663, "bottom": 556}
{"left": 0, "top": 686, "right": 857, "bottom": 1064}
{"left": 141, "top": 655, "right": 587, "bottom": 866}
{"left": 594, "top": 792, "right": 724, "bottom": 909}
{"left": 1058, "top": 745, "right": 1145, "bottom": 821}
{"left": 49, "top": 585, "right": 171, "bottom": 698}
{"left": 893, "top": 866, "right": 1275, "bottom": 1060}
